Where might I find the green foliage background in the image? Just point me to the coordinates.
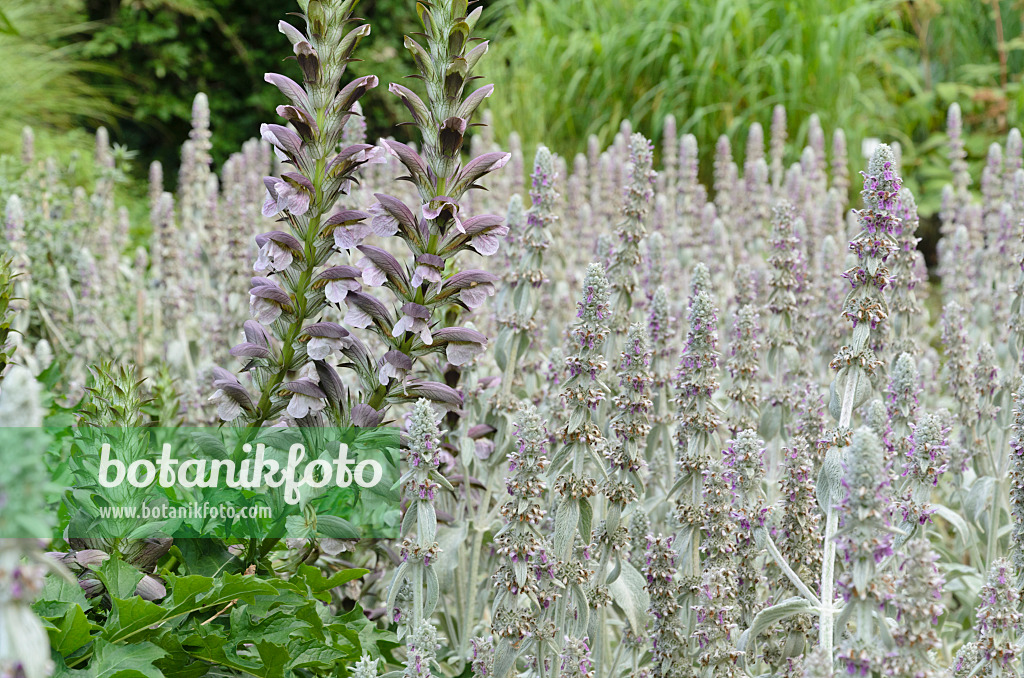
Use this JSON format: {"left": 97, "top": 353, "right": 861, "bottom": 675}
{"left": 75, "top": 0, "right": 419, "bottom": 172}
{"left": 4, "top": 0, "right": 1024, "bottom": 220}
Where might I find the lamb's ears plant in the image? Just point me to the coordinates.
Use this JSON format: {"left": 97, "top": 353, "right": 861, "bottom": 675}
{"left": 493, "top": 145, "right": 555, "bottom": 417}
{"left": 818, "top": 143, "right": 901, "bottom": 661}
{"left": 548, "top": 263, "right": 611, "bottom": 654}
{"left": 833, "top": 426, "right": 895, "bottom": 674}
{"left": 607, "top": 133, "right": 656, "bottom": 332}
{"left": 211, "top": 0, "right": 380, "bottom": 428}
{"left": 490, "top": 403, "right": 556, "bottom": 678}
{"left": 388, "top": 399, "right": 447, "bottom": 637}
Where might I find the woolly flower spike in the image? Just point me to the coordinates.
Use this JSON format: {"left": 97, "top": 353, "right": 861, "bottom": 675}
{"left": 766, "top": 199, "right": 807, "bottom": 381}
{"left": 770, "top": 105, "right": 787, "bottom": 188}
{"left": 941, "top": 301, "right": 977, "bottom": 437}
{"left": 837, "top": 427, "right": 892, "bottom": 562}
{"left": 647, "top": 286, "right": 674, "bottom": 378}
{"left": 498, "top": 405, "right": 550, "bottom": 556}
{"left": 512, "top": 145, "right": 557, "bottom": 289}
{"left": 530, "top": 146, "right": 558, "bottom": 224}
{"left": 723, "top": 429, "right": 767, "bottom": 626}
{"left": 21, "top": 125, "right": 34, "bottom": 166}
{"left": 777, "top": 443, "right": 822, "bottom": 584}
{"left": 834, "top": 428, "right": 893, "bottom": 677}
{"left": 801, "top": 647, "right": 834, "bottom": 678}
{"left": 689, "top": 262, "right": 711, "bottom": 305}
{"left": 406, "top": 399, "right": 441, "bottom": 492}
{"left": 974, "top": 559, "right": 1022, "bottom": 671}
{"left": 889, "top": 187, "right": 923, "bottom": 352}
{"left": 391, "top": 399, "right": 447, "bottom": 625}
{"left": 558, "top": 637, "right": 595, "bottom": 678}
{"left": 947, "top": 102, "right": 971, "bottom": 199}
{"left": 643, "top": 535, "right": 682, "bottom": 677}
{"left": 604, "top": 323, "right": 652, "bottom": 524}
{"left": 674, "top": 288, "right": 722, "bottom": 469}
{"left": 677, "top": 133, "right": 702, "bottom": 236}
{"left": 623, "top": 133, "right": 657, "bottom": 222}
{"left": 352, "top": 656, "right": 379, "bottom": 678}
{"left": 722, "top": 429, "right": 765, "bottom": 501}
{"left": 832, "top": 128, "right": 850, "bottom": 196}
{"left": 491, "top": 404, "right": 556, "bottom": 654}
{"left": 827, "top": 146, "right": 902, "bottom": 436}
{"left": 887, "top": 352, "right": 920, "bottom": 434}
{"left": 609, "top": 134, "right": 656, "bottom": 329}
{"left": 1010, "top": 379, "right": 1024, "bottom": 579}
{"left": 885, "top": 538, "right": 945, "bottom": 678}
{"left": 952, "top": 643, "right": 981, "bottom": 678}
{"left": 572, "top": 263, "right": 612, "bottom": 353}
{"left": 844, "top": 144, "right": 901, "bottom": 329}
{"left": 694, "top": 464, "right": 743, "bottom": 677}
{"left": 611, "top": 323, "right": 653, "bottom": 454}
{"left": 403, "top": 621, "right": 441, "bottom": 678}
{"left": 906, "top": 412, "right": 950, "bottom": 491}
{"left": 713, "top": 134, "right": 735, "bottom": 220}
{"left": 834, "top": 429, "right": 894, "bottom": 676}
{"left": 559, "top": 264, "right": 612, "bottom": 438}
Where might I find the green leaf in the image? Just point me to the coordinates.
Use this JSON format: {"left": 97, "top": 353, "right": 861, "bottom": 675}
{"left": 181, "top": 624, "right": 286, "bottom": 678}
{"left": 102, "top": 573, "right": 276, "bottom": 645}
{"left": 96, "top": 559, "right": 144, "bottom": 600}
{"left": 50, "top": 605, "right": 98, "bottom": 657}
{"left": 0, "top": 9, "right": 18, "bottom": 35}
{"left": 88, "top": 639, "right": 166, "bottom": 678}
{"left": 103, "top": 596, "right": 167, "bottom": 643}
{"left": 315, "top": 515, "right": 359, "bottom": 539}
{"left": 35, "top": 574, "right": 92, "bottom": 619}
{"left": 287, "top": 565, "right": 367, "bottom": 603}
{"left": 553, "top": 496, "right": 580, "bottom": 558}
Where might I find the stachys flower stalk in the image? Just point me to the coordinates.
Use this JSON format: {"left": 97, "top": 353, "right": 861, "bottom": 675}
{"left": 693, "top": 463, "right": 743, "bottom": 678}
{"left": 490, "top": 404, "right": 558, "bottom": 678}
{"left": 643, "top": 535, "right": 684, "bottom": 677}
{"left": 722, "top": 429, "right": 767, "bottom": 627}
{"left": 1009, "top": 379, "right": 1024, "bottom": 587}
{"left": 831, "top": 128, "right": 849, "bottom": 198}
{"left": 389, "top": 399, "right": 448, "bottom": 632}
{"left": 770, "top": 105, "right": 787, "bottom": 193}
{"left": 763, "top": 199, "right": 808, "bottom": 442}
{"left": 888, "top": 187, "right": 924, "bottom": 356}
{"left": 884, "top": 539, "right": 945, "bottom": 678}
{"left": 494, "top": 146, "right": 555, "bottom": 408}
{"left": 725, "top": 304, "right": 760, "bottom": 435}
{"left": 587, "top": 323, "right": 652, "bottom": 670}
{"left": 608, "top": 133, "right": 656, "bottom": 335}
{"left": 548, "top": 263, "right": 611, "bottom": 657}
{"left": 973, "top": 559, "right": 1022, "bottom": 675}
{"left": 833, "top": 427, "right": 895, "bottom": 675}
{"left": 818, "top": 144, "right": 902, "bottom": 662}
